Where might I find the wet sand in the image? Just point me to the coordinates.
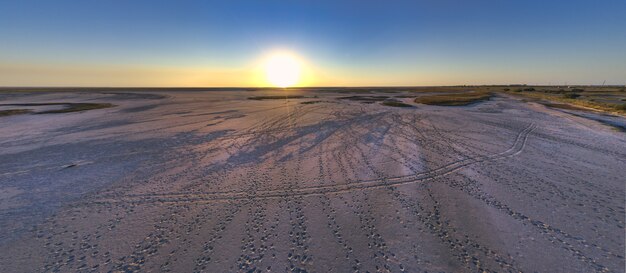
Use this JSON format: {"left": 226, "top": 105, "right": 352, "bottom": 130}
{"left": 0, "top": 89, "right": 624, "bottom": 272}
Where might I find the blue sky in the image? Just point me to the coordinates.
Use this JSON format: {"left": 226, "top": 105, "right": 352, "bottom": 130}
{"left": 1, "top": 0, "right": 625, "bottom": 86}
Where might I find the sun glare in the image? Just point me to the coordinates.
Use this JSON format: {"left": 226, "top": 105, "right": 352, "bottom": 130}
{"left": 264, "top": 52, "right": 302, "bottom": 87}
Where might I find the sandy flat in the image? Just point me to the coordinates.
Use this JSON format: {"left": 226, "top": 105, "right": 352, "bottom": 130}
{"left": 0, "top": 89, "right": 624, "bottom": 272}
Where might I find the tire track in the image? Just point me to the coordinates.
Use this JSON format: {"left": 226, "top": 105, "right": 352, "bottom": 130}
{"left": 89, "top": 123, "right": 536, "bottom": 205}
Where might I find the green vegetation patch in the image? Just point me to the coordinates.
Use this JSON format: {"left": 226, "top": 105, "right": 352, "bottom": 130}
{"left": 562, "top": 93, "right": 581, "bottom": 99}
{"left": 381, "top": 100, "right": 413, "bottom": 107}
{"left": 300, "top": 100, "right": 324, "bottom": 105}
{"left": 39, "top": 103, "right": 114, "bottom": 113}
{"left": 414, "top": 91, "right": 493, "bottom": 106}
{"left": 337, "top": 96, "right": 391, "bottom": 104}
{"left": 0, "top": 109, "right": 33, "bottom": 117}
{"left": 0, "top": 103, "right": 115, "bottom": 114}
{"left": 247, "top": 95, "right": 305, "bottom": 100}
{"left": 505, "top": 89, "right": 626, "bottom": 115}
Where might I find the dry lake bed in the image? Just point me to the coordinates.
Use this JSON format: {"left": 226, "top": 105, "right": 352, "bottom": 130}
{"left": 0, "top": 89, "right": 624, "bottom": 272}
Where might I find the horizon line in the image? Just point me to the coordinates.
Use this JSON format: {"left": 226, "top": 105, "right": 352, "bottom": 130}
{"left": 1, "top": 84, "right": 625, "bottom": 90}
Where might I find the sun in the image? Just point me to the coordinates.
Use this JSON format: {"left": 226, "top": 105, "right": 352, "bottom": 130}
{"left": 264, "top": 52, "right": 301, "bottom": 88}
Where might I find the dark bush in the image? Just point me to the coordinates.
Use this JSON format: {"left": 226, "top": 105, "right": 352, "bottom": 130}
{"left": 381, "top": 100, "right": 413, "bottom": 107}
{"left": 523, "top": 88, "right": 535, "bottom": 91}
{"left": 562, "top": 93, "right": 581, "bottom": 99}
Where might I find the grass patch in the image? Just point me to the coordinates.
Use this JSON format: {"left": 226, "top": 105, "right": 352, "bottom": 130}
{"left": 248, "top": 95, "right": 305, "bottom": 100}
{"left": 0, "top": 109, "right": 33, "bottom": 117}
{"left": 300, "top": 100, "right": 324, "bottom": 105}
{"left": 381, "top": 101, "right": 413, "bottom": 107}
{"left": 615, "top": 104, "right": 626, "bottom": 111}
{"left": 39, "top": 103, "right": 114, "bottom": 113}
{"left": 338, "top": 96, "right": 389, "bottom": 102}
{"left": 414, "top": 92, "right": 492, "bottom": 106}
{"left": 0, "top": 103, "right": 114, "bottom": 114}
{"left": 505, "top": 91, "right": 626, "bottom": 114}
{"left": 562, "top": 93, "right": 581, "bottom": 99}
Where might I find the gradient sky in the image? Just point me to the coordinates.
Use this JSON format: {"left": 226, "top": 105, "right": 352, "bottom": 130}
{"left": 1, "top": 0, "right": 625, "bottom": 87}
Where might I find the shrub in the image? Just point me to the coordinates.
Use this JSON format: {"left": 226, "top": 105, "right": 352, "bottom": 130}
{"left": 562, "top": 93, "right": 581, "bottom": 99}
{"left": 0, "top": 109, "right": 32, "bottom": 117}
{"left": 381, "top": 101, "right": 413, "bottom": 107}
{"left": 414, "top": 91, "right": 492, "bottom": 106}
